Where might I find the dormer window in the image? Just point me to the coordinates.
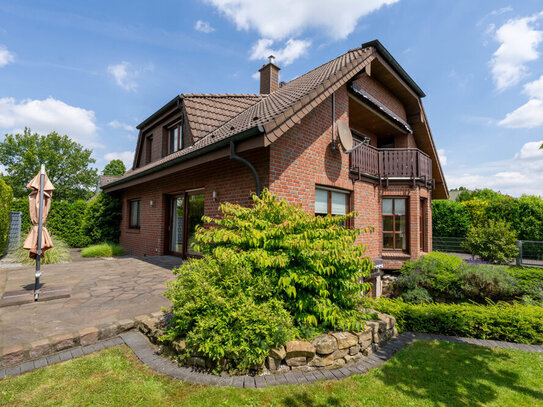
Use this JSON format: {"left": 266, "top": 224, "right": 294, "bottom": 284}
{"left": 168, "top": 122, "right": 183, "bottom": 154}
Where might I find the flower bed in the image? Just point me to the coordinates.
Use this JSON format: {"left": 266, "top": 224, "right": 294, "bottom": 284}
{"left": 139, "top": 311, "right": 397, "bottom": 375}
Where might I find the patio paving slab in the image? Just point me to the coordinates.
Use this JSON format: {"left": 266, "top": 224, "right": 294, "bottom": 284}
{"left": 0, "top": 256, "right": 181, "bottom": 348}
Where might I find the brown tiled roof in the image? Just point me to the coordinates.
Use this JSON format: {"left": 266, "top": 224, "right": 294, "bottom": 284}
{"left": 99, "top": 175, "right": 121, "bottom": 186}
{"left": 105, "top": 46, "right": 375, "bottom": 187}
{"left": 183, "top": 94, "right": 265, "bottom": 141}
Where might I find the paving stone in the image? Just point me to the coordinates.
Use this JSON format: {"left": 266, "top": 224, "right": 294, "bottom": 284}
{"left": 58, "top": 350, "right": 73, "bottom": 362}
{"left": 1, "top": 344, "right": 24, "bottom": 367}
{"left": 312, "top": 370, "right": 326, "bottom": 381}
{"left": 46, "top": 354, "right": 61, "bottom": 365}
{"left": 322, "top": 370, "right": 336, "bottom": 380}
{"left": 70, "top": 348, "right": 83, "bottom": 358}
{"left": 19, "top": 361, "right": 35, "bottom": 374}
{"left": 274, "top": 374, "right": 288, "bottom": 385}
{"left": 243, "top": 376, "right": 256, "bottom": 388}
{"left": 0, "top": 368, "right": 5, "bottom": 379}
{"left": 254, "top": 376, "right": 267, "bottom": 388}
{"left": 29, "top": 339, "right": 51, "bottom": 360}
{"left": 5, "top": 365, "right": 21, "bottom": 376}
{"left": 217, "top": 376, "right": 234, "bottom": 387}
{"left": 263, "top": 374, "right": 277, "bottom": 387}
{"left": 231, "top": 376, "right": 244, "bottom": 388}
{"left": 284, "top": 372, "right": 298, "bottom": 385}
{"left": 79, "top": 327, "right": 100, "bottom": 347}
{"left": 33, "top": 358, "right": 48, "bottom": 369}
{"left": 51, "top": 333, "right": 75, "bottom": 352}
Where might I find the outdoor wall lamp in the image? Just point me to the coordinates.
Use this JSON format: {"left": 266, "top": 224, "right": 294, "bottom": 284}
{"left": 150, "top": 200, "right": 154, "bottom": 207}
{"left": 212, "top": 190, "right": 219, "bottom": 202}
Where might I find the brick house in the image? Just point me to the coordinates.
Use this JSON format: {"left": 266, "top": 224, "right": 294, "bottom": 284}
{"left": 103, "top": 40, "right": 447, "bottom": 276}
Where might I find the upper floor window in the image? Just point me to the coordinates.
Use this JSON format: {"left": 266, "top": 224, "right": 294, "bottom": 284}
{"left": 145, "top": 135, "right": 153, "bottom": 164}
{"left": 315, "top": 187, "right": 349, "bottom": 226}
{"left": 382, "top": 198, "right": 407, "bottom": 251}
{"left": 168, "top": 122, "right": 183, "bottom": 154}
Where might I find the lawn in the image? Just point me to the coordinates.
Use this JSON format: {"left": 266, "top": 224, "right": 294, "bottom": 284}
{"left": 1, "top": 340, "right": 542, "bottom": 407}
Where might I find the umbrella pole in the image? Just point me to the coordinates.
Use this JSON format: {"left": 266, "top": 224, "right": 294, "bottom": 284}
{"left": 34, "top": 164, "right": 45, "bottom": 302}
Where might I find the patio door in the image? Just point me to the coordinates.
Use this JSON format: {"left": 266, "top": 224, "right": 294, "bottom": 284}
{"left": 168, "top": 190, "right": 205, "bottom": 257}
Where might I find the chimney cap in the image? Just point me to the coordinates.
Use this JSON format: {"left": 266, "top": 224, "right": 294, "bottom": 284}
{"left": 268, "top": 55, "right": 275, "bottom": 64}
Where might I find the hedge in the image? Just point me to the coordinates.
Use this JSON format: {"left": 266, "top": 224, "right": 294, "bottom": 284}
{"left": 364, "top": 298, "right": 543, "bottom": 345}
{"left": 0, "top": 177, "right": 13, "bottom": 254}
{"left": 11, "top": 192, "right": 121, "bottom": 248}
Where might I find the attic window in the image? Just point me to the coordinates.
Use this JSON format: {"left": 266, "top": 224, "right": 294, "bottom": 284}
{"left": 168, "top": 122, "right": 183, "bottom": 154}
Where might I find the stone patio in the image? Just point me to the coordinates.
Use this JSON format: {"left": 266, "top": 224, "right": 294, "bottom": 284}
{"left": 0, "top": 256, "right": 182, "bottom": 348}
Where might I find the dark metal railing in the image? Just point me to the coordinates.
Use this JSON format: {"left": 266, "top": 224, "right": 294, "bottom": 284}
{"left": 350, "top": 143, "right": 432, "bottom": 181}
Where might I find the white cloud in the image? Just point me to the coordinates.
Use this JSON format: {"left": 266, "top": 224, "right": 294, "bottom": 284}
{"left": 205, "top": 0, "right": 398, "bottom": 41}
{"left": 194, "top": 20, "right": 215, "bottom": 33}
{"left": 446, "top": 139, "right": 543, "bottom": 196}
{"left": 523, "top": 74, "right": 543, "bottom": 98}
{"left": 0, "top": 97, "right": 101, "bottom": 147}
{"left": 107, "top": 61, "right": 139, "bottom": 91}
{"left": 108, "top": 120, "right": 134, "bottom": 132}
{"left": 437, "top": 148, "right": 447, "bottom": 166}
{"left": 251, "top": 71, "right": 259, "bottom": 80}
{"left": 489, "top": 13, "right": 543, "bottom": 91}
{"left": 104, "top": 151, "right": 134, "bottom": 169}
{"left": 0, "top": 44, "right": 14, "bottom": 67}
{"left": 499, "top": 99, "right": 543, "bottom": 128}
{"left": 250, "top": 38, "right": 311, "bottom": 66}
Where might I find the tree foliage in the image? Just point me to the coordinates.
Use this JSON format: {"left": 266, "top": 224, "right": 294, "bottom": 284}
{"left": 82, "top": 192, "right": 122, "bottom": 244}
{"left": 0, "top": 128, "right": 98, "bottom": 201}
{"left": 102, "top": 159, "right": 126, "bottom": 176}
{"left": 0, "top": 177, "right": 13, "bottom": 254}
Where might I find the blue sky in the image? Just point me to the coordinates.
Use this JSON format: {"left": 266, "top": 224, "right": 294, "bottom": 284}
{"left": 1, "top": 1, "right": 543, "bottom": 196}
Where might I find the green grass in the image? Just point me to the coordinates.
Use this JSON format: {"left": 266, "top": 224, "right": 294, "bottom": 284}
{"left": 13, "top": 235, "right": 71, "bottom": 265}
{"left": 1, "top": 340, "right": 542, "bottom": 406}
{"left": 81, "top": 243, "right": 125, "bottom": 258}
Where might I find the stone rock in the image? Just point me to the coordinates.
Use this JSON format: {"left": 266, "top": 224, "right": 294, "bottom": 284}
{"left": 326, "top": 358, "right": 345, "bottom": 369}
{"left": 311, "top": 334, "right": 337, "bottom": 355}
{"left": 276, "top": 364, "right": 291, "bottom": 373}
{"left": 1, "top": 345, "right": 24, "bottom": 367}
{"left": 349, "top": 344, "right": 360, "bottom": 355}
{"left": 266, "top": 356, "right": 282, "bottom": 371}
{"left": 285, "top": 341, "right": 315, "bottom": 358}
{"left": 332, "top": 348, "right": 348, "bottom": 360}
{"left": 357, "top": 327, "right": 373, "bottom": 343}
{"left": 269, "top": 345, "right": 286, "bottom": 360}
{"left": 362, "top": 346, "right": 373, "bottom": 357}
{"left": 172, "top": 339, "right": 186, "bottom": 354}
{"left": 308, "top": 353, "right": 334, "bottom": 367}
{"left": 344, "top": 353, "right": 363, "bottom": 364}
{"left": 285, "top": 356, "right": 306, "bottom": 367}
{"left": 291, "top": 365, "right": 316, "bottom": 372}
{"left": 79, "top": 327, "right": 99, "bottom": 347}
{"left": 366, "top": 321, "right": 380, "bottom": 334}
{"left": 330, "top": 332, "right": 358, "bottom": 349}
{"left": 360, "top": 338, "right": 372, "bottom": 352}
{"left": 29, "top": 339, "right": 51, "bottom": 359}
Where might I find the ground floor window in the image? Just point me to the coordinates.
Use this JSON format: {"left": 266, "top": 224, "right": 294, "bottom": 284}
{"left": 420, "top": 198, "right": 426, "bottom": 252}
{"left": 315, "top": 186, "right": 350, "bottom": 225}
{"left": 382, "top": 198, "right": 407, "bottom": 250}
{"left": 129, "top": 199, "right": 141, "bottom": 229}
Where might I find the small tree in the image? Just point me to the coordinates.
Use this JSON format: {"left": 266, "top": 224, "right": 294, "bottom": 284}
{"left": 0, "top": 177, "right": 13, "bottom": 253}
{"left": 102, "top": 159, "right": 126, "bottom": 176}
{"left": 462, "top": 220, "right": 518, "bottom": 264}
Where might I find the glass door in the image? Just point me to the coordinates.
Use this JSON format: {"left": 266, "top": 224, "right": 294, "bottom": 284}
{"left": 168, "top": 190, "right": 205, "bottom": 257}
{"left": 170, "top": 195, "right": 185, "bottom": 255}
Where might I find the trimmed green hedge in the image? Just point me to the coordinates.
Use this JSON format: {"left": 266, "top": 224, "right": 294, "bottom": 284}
{"left": 365, "top": 298, "right": 543, "bottom": 344}
{"left": 11, "top": 193, "right": 121, "bottom": 248}
{"left": 0, "top": 177, "right": 13, "bottom": 254}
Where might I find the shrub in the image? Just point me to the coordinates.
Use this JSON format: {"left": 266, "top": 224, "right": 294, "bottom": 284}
{"left": 46, "top": 200, "right": 90, "bottom": 247}
{"left": 364, "top": 298, "right": 543, "bottom": 344}
{"left": 0, "top": 177, "right": 13, "bottom": 254}
{"left": 396, "top": 253, "right": 519, "bottom": 303}
{"left": 164, "top": 255, "right": 296, "bottom": 373}
{"left": 81, "top": 243, "right": 125, "bottom": 258}
{"left": 82, "top": 192, "right": 122, "bottom": 244}
{"left": 431, "top": 200, "right": 471, "bottom": 238}
{"left": 14, "top": 235, "right": 71, "bottom": 265}
{"left": 508, "top": 267, "right": 543, "bottom": 304}
{"left": 462, "top": 220, "right": 518, "bottom": 264}
{"left": 163, "top": 190, "right": 374, "bottom": 372}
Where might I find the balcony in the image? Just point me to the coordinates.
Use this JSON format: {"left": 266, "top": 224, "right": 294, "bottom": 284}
{"left": 350, "top": 143, "right": 433, "bottom": 185}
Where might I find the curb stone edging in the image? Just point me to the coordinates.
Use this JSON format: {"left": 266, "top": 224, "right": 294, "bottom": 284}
{"left": 2, "top": 331, "right": 541, "bottom": 385}
{"left": 0, "top": 311, "right": 163, "bottom": 368}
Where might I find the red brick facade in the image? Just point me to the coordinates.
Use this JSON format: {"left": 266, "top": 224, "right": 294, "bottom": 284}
{"left": 114, "top": 77, "right": 435, "bottom": 270}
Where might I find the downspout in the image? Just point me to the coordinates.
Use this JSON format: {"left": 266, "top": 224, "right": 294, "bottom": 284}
{"left": 230, "top": 140, "right": 261, "bottom": 197}
{"left": 331, "top": 92, "right": 336, "bottom": 149}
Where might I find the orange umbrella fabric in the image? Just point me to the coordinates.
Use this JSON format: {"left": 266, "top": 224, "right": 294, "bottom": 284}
{"left": 23, "top": 170, "right": 55, "bottom": 259}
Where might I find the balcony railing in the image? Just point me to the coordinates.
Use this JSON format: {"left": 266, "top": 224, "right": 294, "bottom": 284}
{"left": 350, "top": 143, "right": 432, "bottom": 181}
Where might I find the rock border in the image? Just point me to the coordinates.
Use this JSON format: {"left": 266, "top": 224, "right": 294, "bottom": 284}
{"left": 141, "top": 311, "right": 398, "bottom": 375}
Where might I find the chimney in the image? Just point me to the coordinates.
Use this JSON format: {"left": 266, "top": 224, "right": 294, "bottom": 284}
{"left": 259, "top": 55, "right": 281, "bottom": 94}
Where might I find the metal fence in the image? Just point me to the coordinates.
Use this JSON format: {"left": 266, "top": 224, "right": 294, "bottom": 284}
{"left": 516, "top": 240, "right": 543, "bottom": 267}
{"left": 432, "top": 236, "right": 467, "bottom": 253}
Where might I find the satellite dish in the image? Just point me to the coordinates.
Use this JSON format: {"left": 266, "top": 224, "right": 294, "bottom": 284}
{"left": 337, "top": 121, "right": 353, "bottom": 151}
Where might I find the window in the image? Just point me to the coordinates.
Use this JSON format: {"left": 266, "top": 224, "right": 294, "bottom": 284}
{"left": 168, "top": 122, "right": 183, "bottom": 154}
{"left": 315, "top": 187, "right": 349, "bottom": 218}
{"left": 129, "top": 199, "right": 141, "bottom": 229}
{"left": 382, "top": 198, "right": 407, "bottom": 250}
{"left": 145, "top": 135, "right": 153, "bottom": 164}
{"left": 420, "top": 199, "right": 426, "bottom": 252}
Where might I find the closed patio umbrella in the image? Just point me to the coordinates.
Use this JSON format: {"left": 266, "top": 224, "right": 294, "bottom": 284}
{"left": 22, "top": 164, "right": 55, "bottom": 300}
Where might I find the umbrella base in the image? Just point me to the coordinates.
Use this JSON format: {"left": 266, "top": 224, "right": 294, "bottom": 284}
{"left": 0, "top": 286, "right": 70, "bottom": 307}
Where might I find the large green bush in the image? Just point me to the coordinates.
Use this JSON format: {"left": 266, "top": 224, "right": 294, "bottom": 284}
{"left": 462, "top": 220, "right": 518, "bottom": 264}
{"left": 365, "top": 298, "right": 543, "bottom": 344}
{"left": 395, "top": 252, "right": 516, "bottom": 303}
{"left": 431, "top": 200, "right": 471, "bottom": 238}
{"left": 163, "top": 190, "right": 374, "bottom": 372}
{"left": 0, "top": 177, "right": 13, "bottom": 254}
{"left": 11, "top": 192, "right": 121, "bottom": 248}
{"left": 508, "top": 267, "right": 543, "bottom": 305}
{"left": 82, "top": 192, "right": 121, "bottom": 244}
